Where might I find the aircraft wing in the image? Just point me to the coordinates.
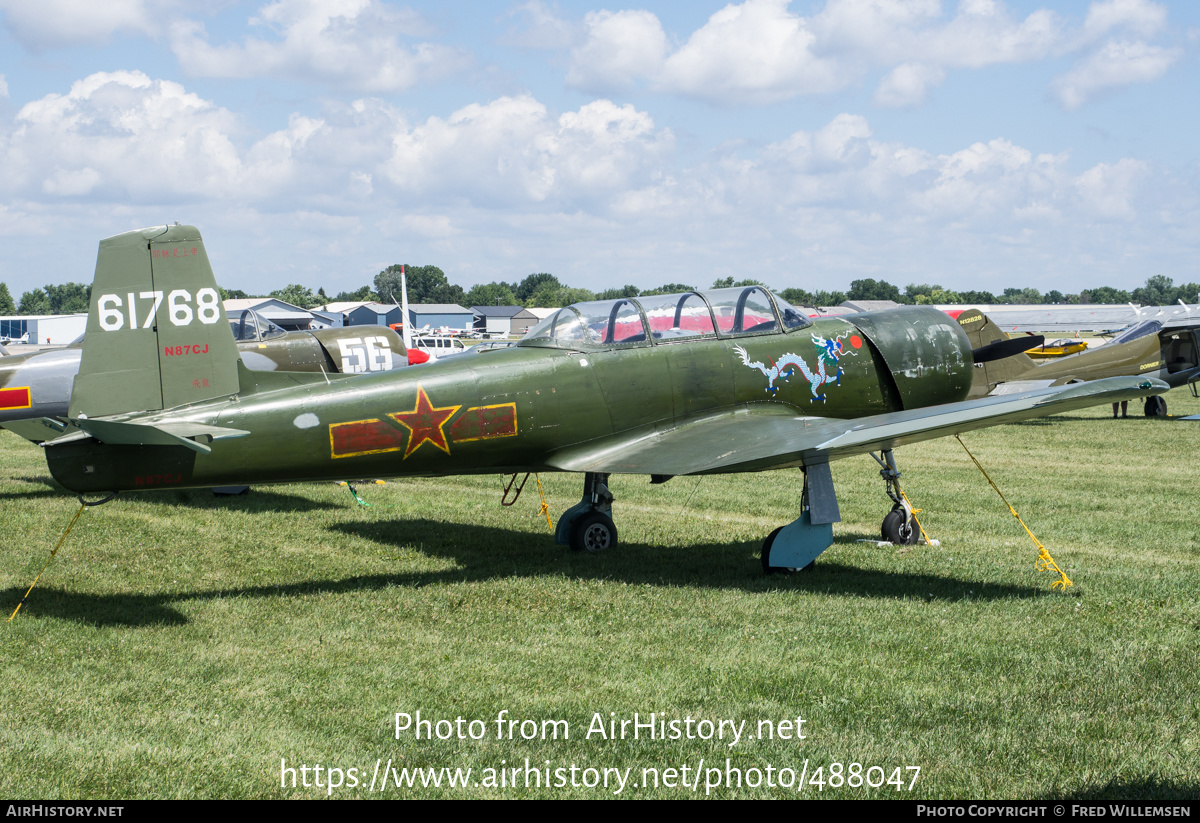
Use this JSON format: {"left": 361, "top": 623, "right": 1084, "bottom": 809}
{"left": 546, "top": 376, "right": 1166, "bottom": 476}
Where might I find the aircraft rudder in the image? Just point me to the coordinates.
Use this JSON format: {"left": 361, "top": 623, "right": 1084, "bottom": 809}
{"left": 149, "top": 226, "right": 241, "bottom": 408}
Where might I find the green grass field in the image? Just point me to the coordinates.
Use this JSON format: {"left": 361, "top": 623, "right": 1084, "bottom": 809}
{"left": 1, "top": 390, "right": 1197, "bottom": 799}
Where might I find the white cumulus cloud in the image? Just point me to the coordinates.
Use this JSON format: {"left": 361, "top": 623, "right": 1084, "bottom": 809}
{"left": 1075, "top": 158, "right": 1149, "bottom": 219}
{"left": 0, "top": 68, "right": 1183, "bottom": 297}
{"left": 560, "top": 0, "right": 1067, "bottom": 106}
{"left": 874, "top": 62, "right": 945, "bottom": 107}
{"left": 1080, "top": 0, "right": 1167, "bottom": 43}
{"left": 0, "top": 0, "right": 173, "bottom": 49}
{"left": 4, "top": 71, "right": 242, "bottom": 200}
{"left": 566, "top": 9, "right": 667, "bottom": 93}
{"left": 658, "top": 0, "right": 846, "bottom": 104}
{"left": 384, "top": 95, "right": 673, "bottom": 208}
{"left": 1052, "top": 39, "right": 1180, "bottom": 109}
{"left": 169, "top": 0, "right": 470, "bottom": 92}
{"left": 502, "top": 1, "right": 580, "bottom": 50}
{"left": 555, "top": 0, "right": 1179, "bottom": 110}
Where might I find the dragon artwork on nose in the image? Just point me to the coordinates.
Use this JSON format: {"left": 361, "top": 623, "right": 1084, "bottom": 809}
{"left": 734, "top": 331, "right": 861, "bottom": 402}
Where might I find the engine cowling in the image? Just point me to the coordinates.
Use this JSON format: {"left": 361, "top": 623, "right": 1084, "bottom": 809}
{"left": 849, "top": 307, "right": 974, "bottom": 410}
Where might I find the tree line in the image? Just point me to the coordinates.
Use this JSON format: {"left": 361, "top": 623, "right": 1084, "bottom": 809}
{"left": 245, "top": 270, "right": 1200, "bottom": 312}
{"left": 2, "top": 272, "right": 1197, "bottom": 316}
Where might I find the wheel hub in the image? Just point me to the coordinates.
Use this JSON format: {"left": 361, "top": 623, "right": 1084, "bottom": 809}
{"left": 581, "top": 523, "right": 612, "bottom": 552}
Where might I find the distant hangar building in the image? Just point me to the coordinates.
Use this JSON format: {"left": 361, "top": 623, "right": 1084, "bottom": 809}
{"left": 317, "top": 301, "right": 473, "bottom": 333}
{"left": 0, "top": 314, "right": 87, "bottom": 345}
{"left": 344, "top": 302, "right": 404, "bottom": 329}
{"left": 223, "top": 298, "right": 339, "bottom": 331}
{"left": 408, "top": 303, "right": 473, "bottom": 333}
{"left": 472, "top": 305, "right": 540, "bottom": 337}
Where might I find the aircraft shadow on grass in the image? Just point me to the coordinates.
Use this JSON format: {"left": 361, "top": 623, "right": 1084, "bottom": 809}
{"left": 6, "top": 519, "right": 1048, "bottom": 628}
{"left": 2, "top": 478, "right": 343, "bottom": 513}
{"left": 127, "top": 487, "right": 345, "bottom": 514}
{"left": 330, "top": 518, "right": 1050, "bottom": 602}
{"left": 0, "top": 475, "right": 64, "bottom": 500}
{"left": 1004, "top": 414, "right": 1160, "bottom": 426}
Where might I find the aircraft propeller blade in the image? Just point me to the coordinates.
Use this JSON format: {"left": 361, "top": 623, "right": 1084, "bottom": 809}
{"left": 973, "top": 335, "right": 1045, "bottom": 364}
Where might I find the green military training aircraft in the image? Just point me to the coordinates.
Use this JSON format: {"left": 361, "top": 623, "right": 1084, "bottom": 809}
{"left": 1, "top": 225, "right": 1168, "bottom": 573}
{"left": 956, "top": 309, "right": 1200, "bottom": 416}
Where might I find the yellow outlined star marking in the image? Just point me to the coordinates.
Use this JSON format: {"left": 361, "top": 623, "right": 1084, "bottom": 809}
{"left": 390, "top": 385, "right": 461, "bottom": 459}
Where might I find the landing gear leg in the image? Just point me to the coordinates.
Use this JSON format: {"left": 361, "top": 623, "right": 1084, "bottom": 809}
{"left": 760, "top": 464, "right": 838, "bottom": 575}
{"left": 555, "top": 472, "right": 618, "bottom": 553}
{"left": 871, "top": 449, "right": 918, "bottom": 544}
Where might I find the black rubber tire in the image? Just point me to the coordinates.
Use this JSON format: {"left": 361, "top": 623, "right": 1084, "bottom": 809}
{"left": 570, "top": 512, "right": 617, "bottom": 553}
{"left": 1144, "top": 395, "right": 1167, "bottom": 417}
{"left": 881, "top": 509, "right": 919, "bottom": 544}
{"left": 761, "top": 527, "right": 785, "bottom": 575}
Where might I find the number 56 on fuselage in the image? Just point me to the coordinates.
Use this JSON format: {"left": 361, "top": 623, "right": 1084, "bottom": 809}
{"left": 4, "top": 225, "right": 1165, "bottom": 572}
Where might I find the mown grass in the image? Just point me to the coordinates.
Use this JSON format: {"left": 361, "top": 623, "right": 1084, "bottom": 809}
{"left": 1, "top": 390, "right": 1197, "bottom": 799}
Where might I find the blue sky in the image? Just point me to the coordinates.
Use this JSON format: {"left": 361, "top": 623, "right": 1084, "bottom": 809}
{"left": 0, "top": 0, "right": 1196, "bottom": 299}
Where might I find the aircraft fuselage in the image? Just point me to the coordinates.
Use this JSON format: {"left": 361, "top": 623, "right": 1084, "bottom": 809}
{"left": 45, "top": 307, "right": 974, "bottom": 493}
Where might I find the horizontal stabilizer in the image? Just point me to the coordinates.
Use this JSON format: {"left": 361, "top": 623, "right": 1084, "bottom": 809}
{"left": 973, "top": 334, "right": 1044, "bottom": 363}
{"left": 66, "top": 418, "right": 250, "bottom": 454}
{"left": 1, "top": 417, "right": 68, "bottom": 444}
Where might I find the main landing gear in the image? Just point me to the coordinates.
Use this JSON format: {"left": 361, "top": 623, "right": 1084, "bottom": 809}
{"left": 1144, "top": 395, "right": 1167, "bottom": 417}
{"left": 760, "top": 463, "right": 840, "bottom": 575}
{"left": 556, "top": 458, "right": 916, "bottom": 575}
{"left": 871, "top": 449, "right": 919, "bottom": 544}
{"left": 555, "top": 472, "right": 618, "bottom": 553}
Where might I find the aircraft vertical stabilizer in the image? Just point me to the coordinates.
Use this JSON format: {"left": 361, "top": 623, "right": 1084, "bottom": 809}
{"left": 69, "top": 225, "right": 241, "bottom": 419}
{"left": 957, "top": 309, "right": 1036, "bottom": 396}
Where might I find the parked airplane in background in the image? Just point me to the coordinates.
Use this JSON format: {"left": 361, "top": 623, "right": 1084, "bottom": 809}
{"left": 1026, "top": 338, "right": 1088, "bottom": 359}
{"left": 956, "top": 309, "right": 1199, "bottom": 416}
{"left": 0, "top": 311, "right": 419, "bottom": 427}
{"left": 2, "top": 226, "right": 1164, "bottom": 574}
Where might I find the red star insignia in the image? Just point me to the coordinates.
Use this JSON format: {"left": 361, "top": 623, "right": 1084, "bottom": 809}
{"left": 390, "top": 385, "right": 461, "bottom": 459}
